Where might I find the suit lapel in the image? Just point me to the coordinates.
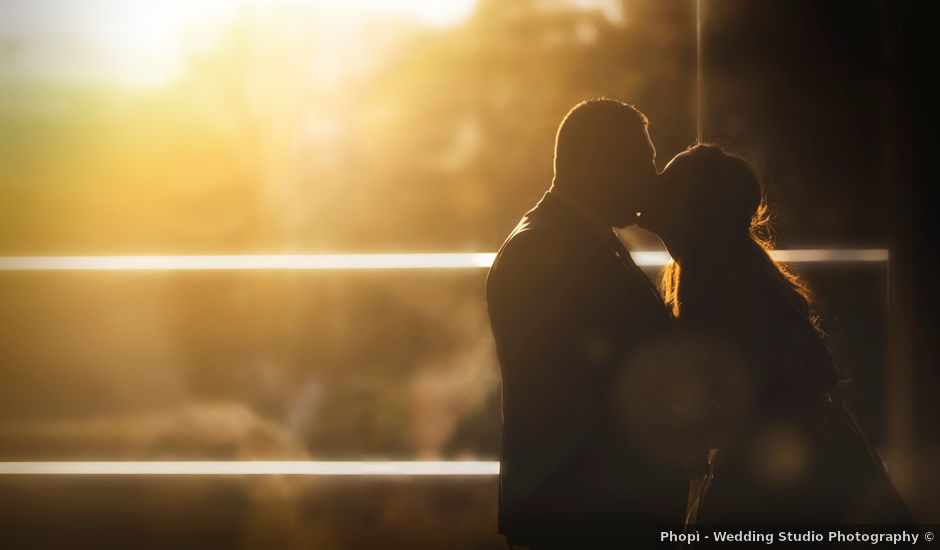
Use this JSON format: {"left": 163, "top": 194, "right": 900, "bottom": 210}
{"left": 606, "top": 232, "right": 667, "bottom": 307}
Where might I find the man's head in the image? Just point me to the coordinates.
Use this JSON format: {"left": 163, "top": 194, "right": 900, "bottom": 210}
{"left": 553, "top": 98, "right": 657, "bottom": 227}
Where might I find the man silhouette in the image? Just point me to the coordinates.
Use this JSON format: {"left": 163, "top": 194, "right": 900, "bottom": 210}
{"left": 486, "top": 99, "right": 688, "bottom": 548}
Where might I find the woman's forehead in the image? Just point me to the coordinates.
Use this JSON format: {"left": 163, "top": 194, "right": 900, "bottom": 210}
{"left": 662, "top": 150, "right": 694, "bottom": 175}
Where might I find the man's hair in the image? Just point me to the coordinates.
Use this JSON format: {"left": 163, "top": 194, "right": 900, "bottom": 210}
{"left": 553, "top": 98, "right": 650, "bottom": 187}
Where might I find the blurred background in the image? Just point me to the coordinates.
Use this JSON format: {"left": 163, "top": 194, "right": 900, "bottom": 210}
{"left": 0, "top": 0, "right": 935, "bottom": 548}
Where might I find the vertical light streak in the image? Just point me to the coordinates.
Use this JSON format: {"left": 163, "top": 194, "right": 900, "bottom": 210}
{"left": 696, "top": 0, "right": 703, "bottom": 143}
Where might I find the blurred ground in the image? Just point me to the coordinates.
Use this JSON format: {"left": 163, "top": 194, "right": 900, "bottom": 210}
{"left": 0, "top": 476, "right": 503, "bottom": 550}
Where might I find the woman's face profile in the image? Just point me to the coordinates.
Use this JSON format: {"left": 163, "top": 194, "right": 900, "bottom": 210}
{"left": 643, "top": 152, "right": 703, "bottom": 256}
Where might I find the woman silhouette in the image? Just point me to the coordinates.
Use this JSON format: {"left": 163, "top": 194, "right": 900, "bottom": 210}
{"left": 642, "top": 144, "right": 912, "bottom": 524}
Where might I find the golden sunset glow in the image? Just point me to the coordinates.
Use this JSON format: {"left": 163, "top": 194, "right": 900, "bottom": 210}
{"left": 0, "top": 2, "right": 924, "bottom": 545}
{"left": 0, "top": 0, "right": 479, "bottom": 87}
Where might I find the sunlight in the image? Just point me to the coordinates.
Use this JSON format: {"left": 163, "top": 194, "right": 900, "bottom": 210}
{"left": 0, "top": 0, "right": 478, "bottom": 88}
{"left": 91, "top": 1, "right": 194, "bottom": 87}
{"left": 340, "top": 0, "right": 479, "bottom": 28}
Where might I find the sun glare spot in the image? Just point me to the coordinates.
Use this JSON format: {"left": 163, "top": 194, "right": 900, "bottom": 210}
{"left": 0, "top": 0, "right": 479, "bottom": 88}
{"left": 358, "top": 0, "right": 478, "bottom": 28}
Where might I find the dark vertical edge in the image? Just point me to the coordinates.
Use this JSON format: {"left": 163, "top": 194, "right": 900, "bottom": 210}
{"left": 883, "top": 0, "right": 913, "bottom": 501}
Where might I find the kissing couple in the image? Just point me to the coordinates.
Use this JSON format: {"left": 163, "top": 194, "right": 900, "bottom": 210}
{"left": 486, "top": 99, "right": 912, "bottom": 549}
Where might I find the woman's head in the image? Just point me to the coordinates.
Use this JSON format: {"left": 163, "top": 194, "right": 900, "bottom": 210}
{"left": 649, "top": 144, "right": 816, "bottom": 327}
{"left": 643, "top": 144, "right": 767, "bottom": 259}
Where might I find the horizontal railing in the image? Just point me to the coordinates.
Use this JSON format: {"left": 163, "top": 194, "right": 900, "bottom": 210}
{"left": 0, "top": 248, "right": 889, "bottom": 478}
{"left": 0, "top": 249, "right": 888, "bottom": 270}
{"left": 0, "top": 461, "right": 500, "bottom": 476}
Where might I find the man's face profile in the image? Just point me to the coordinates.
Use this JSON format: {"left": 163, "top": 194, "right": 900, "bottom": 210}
{"left": 613, "top": 126, "right": 657, "bottom": 228}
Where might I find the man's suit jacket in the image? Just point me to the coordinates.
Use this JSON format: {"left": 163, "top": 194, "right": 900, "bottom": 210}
{"left": 486, "top": 191, "right": 687, "bottom": 545}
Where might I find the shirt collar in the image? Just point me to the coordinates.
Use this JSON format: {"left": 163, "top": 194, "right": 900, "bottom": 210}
{"left": 548, "top": 185, "right": 615, "bottom": 242}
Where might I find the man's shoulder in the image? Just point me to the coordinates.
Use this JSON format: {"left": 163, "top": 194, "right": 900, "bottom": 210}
{"left": 491, "top": 220, "right": 576, "bottom": 277}
{"left": 489, "top": 227, "right": 552, "bottom": 286}
{"left": 487, "top": 195, "right": 612, "bottom": 293}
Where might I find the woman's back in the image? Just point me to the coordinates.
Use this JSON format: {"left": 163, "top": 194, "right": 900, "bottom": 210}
{"left": 643, "top": 143, "right": 912, "bottom": 524}
{"left": 678, "top": 244, "right": 880, "bottom": 523}
{"left": 677, "top": 242, "right": 837, "bottom": 416}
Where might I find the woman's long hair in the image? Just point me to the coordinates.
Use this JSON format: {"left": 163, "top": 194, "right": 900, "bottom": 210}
{"left": 660, "top": 145, "right": 820, "bottom": 334}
